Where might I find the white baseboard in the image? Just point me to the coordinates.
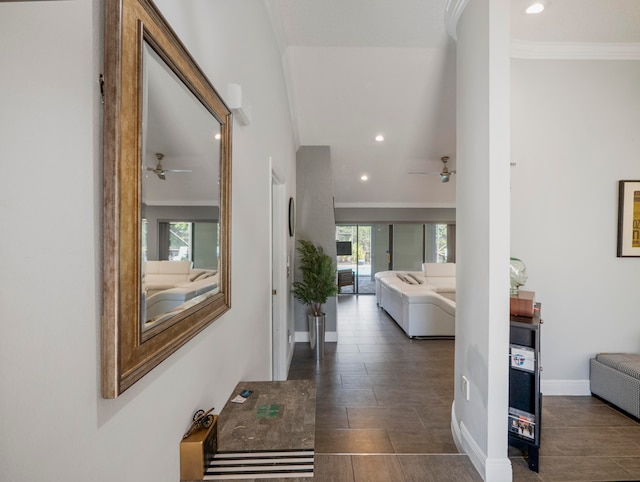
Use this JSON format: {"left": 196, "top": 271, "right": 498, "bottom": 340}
{"left": 294, "top": 331, "right": 338, "bottom": 343}
{"left": 541, "top": 379, "right": 591, "bottom": 396}
{"left": 451, "top": 401, "right": 487, "bottom": 478}
{"left": 450, "top": 401, "right": 464, "bottom": 452}
{"left": 451, "top": 401, "right": 513, "bottom": 481}
{"left": 460, "top": 420, "right": 489, "bottom": 480}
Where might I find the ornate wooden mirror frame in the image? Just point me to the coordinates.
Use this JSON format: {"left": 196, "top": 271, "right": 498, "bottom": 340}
{"left": 102, "top": 0, "right": 231, "bottom": 398}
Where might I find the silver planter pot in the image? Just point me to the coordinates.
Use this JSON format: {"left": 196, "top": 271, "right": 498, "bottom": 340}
{"left": 308, "top": 313, "right": 326, "bottom": 361}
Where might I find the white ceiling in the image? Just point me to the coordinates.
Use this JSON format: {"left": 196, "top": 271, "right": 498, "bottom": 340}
{"left": 145, "top": 1, "right": 640, "bottom": 208}
{"left": 266, "top": 0, "right": 640, "bottom": 207}
{"left": 143, "top": 43, "right": 221, "bottom": 207}
{"left": 511, "top": 0, "right": 640, "bottom": 43}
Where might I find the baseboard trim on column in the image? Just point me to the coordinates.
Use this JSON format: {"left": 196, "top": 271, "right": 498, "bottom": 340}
{"left": 451, "top": 401, "right": 513, "bottom": 481}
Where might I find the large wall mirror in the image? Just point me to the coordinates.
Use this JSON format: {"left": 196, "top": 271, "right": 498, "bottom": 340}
{"left": 102, "top": 0, "right": 231, "bottom": 398}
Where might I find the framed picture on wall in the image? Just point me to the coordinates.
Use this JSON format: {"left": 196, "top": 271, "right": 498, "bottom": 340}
{"left": 617, "top": 180, "right": 640, "bottom": 257}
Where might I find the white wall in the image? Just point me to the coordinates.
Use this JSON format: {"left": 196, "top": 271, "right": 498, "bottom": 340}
{"left": 334, "top": 207, "right": 456, "bottom": 223}
{"left": 294, "top": 146, "right": 338, "bottom": 336}
{"left": 0, "top": 1, "right": 296, "bottom": 481}
{"left": 511, "top": 58, "right": 640, "bottom": 393}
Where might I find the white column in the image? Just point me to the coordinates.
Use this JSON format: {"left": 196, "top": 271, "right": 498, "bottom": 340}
{"left": 448, "top": 0, "right": 512, "bottom": 480}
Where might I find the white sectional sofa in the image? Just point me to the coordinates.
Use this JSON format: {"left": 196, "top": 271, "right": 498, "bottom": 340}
{"left": 143, "top": 260, "right": 219, "bottom": 324}
{"left": 375, "top": 263, "right": 455, "bottom": 338}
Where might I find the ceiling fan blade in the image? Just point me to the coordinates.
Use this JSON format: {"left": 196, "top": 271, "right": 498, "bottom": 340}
{"left": 165, "top": 169, "right": 193, "bottom": 173}
{"left": 410, "top": 156, "right": 455, "bottom": 181}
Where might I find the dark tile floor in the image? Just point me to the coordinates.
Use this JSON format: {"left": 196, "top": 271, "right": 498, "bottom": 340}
{"left": 287, "top": 294, "right": 640, "bottom": 481}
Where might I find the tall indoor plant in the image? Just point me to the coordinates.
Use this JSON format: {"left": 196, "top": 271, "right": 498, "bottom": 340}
{"left": 292, "top": 240, "right": 339, "bottom": 359}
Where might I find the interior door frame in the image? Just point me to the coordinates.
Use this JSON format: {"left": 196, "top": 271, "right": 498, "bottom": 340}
{"left": 270, "top": 160, "right": 289, "bottom": 380}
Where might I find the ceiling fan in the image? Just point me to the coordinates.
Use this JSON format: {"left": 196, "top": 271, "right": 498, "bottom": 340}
{"left": 409, "top": 156, "right": 456, "bottom": 183}
{"left": 147, "top": 153, "right": 192, "bottom": 180}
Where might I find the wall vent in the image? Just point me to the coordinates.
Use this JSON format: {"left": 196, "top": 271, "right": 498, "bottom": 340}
{"left": 227, "top": 83, "right": 252, "bottom": 126}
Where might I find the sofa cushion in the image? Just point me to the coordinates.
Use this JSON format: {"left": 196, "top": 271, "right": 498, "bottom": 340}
{"left": 147, "top": 274, "right": 190, "bottom": 284}
{"left": 396, "top": 273, "right": 416, "bottom": 284}
{"left": 388, "top": 282, "right": 438, "bottom": 296}
{"left": 406, "top": 273, "right": 424, "bottom": 284}
{"left": 189, "top": 269, "right": 217, "bottom": 281}
{"left": 401, "top": 290, "right": 456, "bottom": 315}
{"left": 423, "top": 262, "right": 455, "bottom": 277}
{"left": 438, "top": 290, "right": 456, "bottom": 302}
{"left": 144, "top": 260, "right": 203, "bottom": 293}
{"left": 145, "top": 260, "right": 193, "bottom": 274}
{"left": 422, "top": 262, "right": 456, "bottom": 290}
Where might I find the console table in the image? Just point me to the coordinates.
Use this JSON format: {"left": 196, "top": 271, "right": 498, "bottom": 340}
{"left": 207, "top": 380, "right": 316, "bottom": 480}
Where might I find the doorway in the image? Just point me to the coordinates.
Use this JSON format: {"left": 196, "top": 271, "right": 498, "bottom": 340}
{"left": 336, "top": 224, "right": 380, "bottom": 294}
{"left": 271, "top": 167, "right": 289, "bottom": 380}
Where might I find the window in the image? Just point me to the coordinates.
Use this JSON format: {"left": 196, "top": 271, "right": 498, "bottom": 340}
{"left": 158, "top": 221, "right": 219, "bottom": 269}
{"left": 168, "top": 222, "right": 192, "bottom": 261}
{"left": 425, "top": 224, "right": 453, "bottom": 263}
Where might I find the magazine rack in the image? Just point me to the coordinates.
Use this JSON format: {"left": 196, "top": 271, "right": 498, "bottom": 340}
{"left": 508, "top": 301, "right": 542, "bottom": 472}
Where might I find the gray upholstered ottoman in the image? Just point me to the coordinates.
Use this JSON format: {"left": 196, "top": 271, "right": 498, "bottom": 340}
{"left": 590, "top": 353, "right": 640, "bottom": 419}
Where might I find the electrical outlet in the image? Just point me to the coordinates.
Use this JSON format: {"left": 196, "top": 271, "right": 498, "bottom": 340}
{"left": 462, "top": 375, "right": 470, "bottom": 401}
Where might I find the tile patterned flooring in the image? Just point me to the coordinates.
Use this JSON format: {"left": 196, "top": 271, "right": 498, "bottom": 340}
{"left": 286, "top": 295, "right": 640, "bottom": 482}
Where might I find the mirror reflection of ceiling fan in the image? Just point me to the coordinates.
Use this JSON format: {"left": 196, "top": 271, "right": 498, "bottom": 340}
{"left": 147, "top": 152, "right": 192, "bottom": 180}
{"left": 409, "top": 156, "right": 456, "bottom": 183}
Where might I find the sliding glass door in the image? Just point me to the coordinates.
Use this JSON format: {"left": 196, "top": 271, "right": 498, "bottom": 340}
{"left": 336, "top": 225, "right": 378, "bottom": 294}
{"left": 337, "top": 223, "right": 455, "bottom": 294}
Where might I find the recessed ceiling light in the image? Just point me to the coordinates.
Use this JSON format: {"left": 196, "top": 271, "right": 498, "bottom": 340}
{"left": 375, "top": 135, "right": 384, "bottom": 142}
{"left": 214, "top": 132, "right": 221, "bottom": 140}
{"left": 361, "top": 175, "right": 368, "bottom": 181}
{"left": 525, "top": 3, "right": 544, "bottom": 14}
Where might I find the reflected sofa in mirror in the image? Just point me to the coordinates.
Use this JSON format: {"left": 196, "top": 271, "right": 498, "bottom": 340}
{"left": 102, "top": 0, "right": 231, "bottom": 398}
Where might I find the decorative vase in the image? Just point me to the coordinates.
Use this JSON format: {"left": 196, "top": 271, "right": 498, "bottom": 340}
{"left": 509, "top": 257, "right": 528, "bottom": 295}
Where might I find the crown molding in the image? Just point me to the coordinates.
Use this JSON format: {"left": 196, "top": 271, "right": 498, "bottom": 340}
{"left": 443, "top": 0, "right": 640, "bottom": 59}
{"left": 444, "top": 0, "right": 469, "bottom": 41}
{"left": 511, "top": 39, "right": 640, "bottom": 60}
{"left": 334, "top": 202, "right": 456, "bottom": 209}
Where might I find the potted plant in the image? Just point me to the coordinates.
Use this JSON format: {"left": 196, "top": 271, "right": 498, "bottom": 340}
{"left": 292, "top": 240, "right": 339, "bottom": 359}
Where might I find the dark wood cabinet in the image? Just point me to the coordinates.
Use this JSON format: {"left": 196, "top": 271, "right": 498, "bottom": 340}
{"left": 508, "top": 302, "right": 542, "bottom": 472}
